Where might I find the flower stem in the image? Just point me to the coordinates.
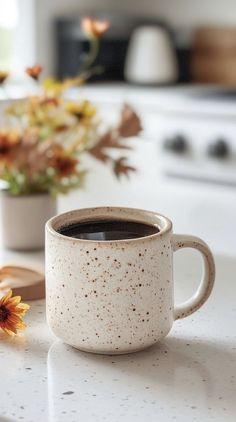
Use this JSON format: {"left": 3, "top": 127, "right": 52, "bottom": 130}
{"left": 81, "top": 37, "right": 100, "bottom": 72}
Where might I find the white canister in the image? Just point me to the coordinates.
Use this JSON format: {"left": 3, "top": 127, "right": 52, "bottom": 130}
{"left": 125, "top": 26, "right": 178, "bottom": 84}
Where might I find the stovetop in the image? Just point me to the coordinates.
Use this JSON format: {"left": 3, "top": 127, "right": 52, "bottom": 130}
{"left": 189, "top": 88, "right": 236, "bottom": 102}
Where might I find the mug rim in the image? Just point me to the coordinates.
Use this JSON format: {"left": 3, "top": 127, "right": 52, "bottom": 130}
{"left": 46, "top": 206, "right": 173, "bottom": 244}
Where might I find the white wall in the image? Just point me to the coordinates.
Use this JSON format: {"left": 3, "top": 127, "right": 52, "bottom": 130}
{"left": 35, "top": 0, "right": 236, "bottom": 74}
{"left": 3, "top": 0, "right": 36, "bottom": 76}
{"left": 108, "top": 0, "right": 236, "bottom": 27}
{"left": 145, "top": 0, "right": 236, "bottom": 28}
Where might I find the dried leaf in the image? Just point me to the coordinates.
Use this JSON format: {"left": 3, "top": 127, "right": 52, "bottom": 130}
{"left": 89, "top": 104, "right": 141, "bottom": 168}
{"left": 88, "top": 133, "right": 111, "bottom": 162}
{"left": 89, "top": 129, "right": 131, "bottom": 163}
{"left": 8, "top": 141, "right": 49, "bottom": 176}
{"left": 117, "top": 104, "right": 142, "bottom": 138}
{"left": 113, "top": 157, "right": 136, "bottom": 178}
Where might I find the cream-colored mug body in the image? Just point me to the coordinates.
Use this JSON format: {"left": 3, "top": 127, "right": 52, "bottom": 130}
{"left": 46, "top": 207, "right": 215, "bottom": 355}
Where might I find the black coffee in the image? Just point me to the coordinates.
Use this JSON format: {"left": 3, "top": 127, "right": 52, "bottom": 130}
{"left": 58, "top": 219, "right": 159, "bottom": 241}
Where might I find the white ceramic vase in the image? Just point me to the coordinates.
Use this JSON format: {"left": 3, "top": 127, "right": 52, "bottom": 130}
{"left": 0, "top": 192, "right": 57, "bottom": 251}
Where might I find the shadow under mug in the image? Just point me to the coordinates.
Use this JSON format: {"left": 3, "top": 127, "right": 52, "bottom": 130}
{"left": 45, "top": 207, "right": 215, "bottom": 355}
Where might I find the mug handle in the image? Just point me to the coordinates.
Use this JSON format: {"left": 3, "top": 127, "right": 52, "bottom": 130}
{"left": 172, "top": 234, "right": 215, "bottom": 320}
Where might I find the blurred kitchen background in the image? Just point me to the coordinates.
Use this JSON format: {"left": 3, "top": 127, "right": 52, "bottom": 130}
{"left": 1, "top": 0, "right": 236, "bottom": 257}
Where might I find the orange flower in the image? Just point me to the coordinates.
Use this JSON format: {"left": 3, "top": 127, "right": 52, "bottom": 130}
{"left": 55, "top": 124, "right": 69, "bottom": 133}
{"left": 0, "top": 71, "right": 9, "bottom": 84}
{"left": 81, "top": 16, "right": 110, "bottom": 38}
{"left": 26, "top": 65, "right": 43, "bottom": 81}
{"left": 0, "top": 130, "right": 20, "bottom": 159}
{"left": 51, "top": 150, "right": 78, "bottom": 177}
{"left": 0, "top": 290, "right": 30, "bottom": 335}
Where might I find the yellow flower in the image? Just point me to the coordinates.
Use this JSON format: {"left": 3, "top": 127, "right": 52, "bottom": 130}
{"left": 65, "top": 100, "right": 97, "bottom": 119}
{"left": 43, "top": 76, "right": 84, "bottom": 96}
{"left": 0, "top": 71, "right": 9, "bottom": 84}
{"left": 81, "top": 16, "right": 110, "bottom": 38}
{"left": 0, "top": 290, "right": 30, "bottom": 335}
{"left": 63, "top": 77, "right": 84, "bottom": 90}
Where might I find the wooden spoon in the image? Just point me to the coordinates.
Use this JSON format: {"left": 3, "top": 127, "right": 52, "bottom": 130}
{"left": 0, "top": 265, "right": 45, "bottom": 300}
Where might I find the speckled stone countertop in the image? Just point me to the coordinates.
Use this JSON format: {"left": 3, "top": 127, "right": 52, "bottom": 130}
{"left": 0, "top": 252, "right": 235, "bottom": 422}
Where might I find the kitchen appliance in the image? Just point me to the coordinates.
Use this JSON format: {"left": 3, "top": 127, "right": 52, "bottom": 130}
{"left": 55, "top": 13, "right": 165, "bottom": 81}
{"left": 125, "top": 26, "right": 178, "bottom": 84}
{"left": 68, "top": 84, "right": 236, "bottom": 186}
{"left": 151, "top": 87, "right": 236, "bottom": 185}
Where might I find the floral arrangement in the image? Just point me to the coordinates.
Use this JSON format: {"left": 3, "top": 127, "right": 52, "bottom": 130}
{"left": 0, "top": 17, "right": 142, "bottom": 196}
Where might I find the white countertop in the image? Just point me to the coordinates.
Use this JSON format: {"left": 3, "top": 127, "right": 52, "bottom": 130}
{"left": 3, "top": 82, "right": 236, "bottom": 117}
{"left": 69, "top": 83, "right": 236, "bottom": 117}
{"left": 0, "top": 251, "right": 235, "bottom": 422}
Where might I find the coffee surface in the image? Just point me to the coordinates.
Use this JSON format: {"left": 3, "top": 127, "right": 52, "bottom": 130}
{"left": 58, "top": 219, "right": 159, "bottom": 241}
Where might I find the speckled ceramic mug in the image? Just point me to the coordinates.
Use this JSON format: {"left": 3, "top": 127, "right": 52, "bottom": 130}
{"left": 46, "top": 207, "right": 215, "bottom": 355}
